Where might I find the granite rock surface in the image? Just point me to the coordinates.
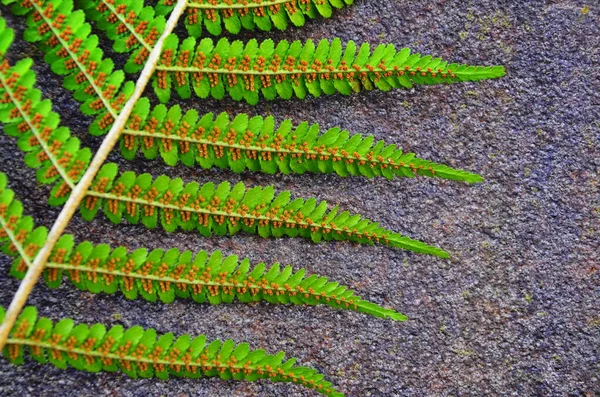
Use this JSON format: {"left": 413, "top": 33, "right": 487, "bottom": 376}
{"left": 0, "top": 0, "right": 598, "bottom": 396}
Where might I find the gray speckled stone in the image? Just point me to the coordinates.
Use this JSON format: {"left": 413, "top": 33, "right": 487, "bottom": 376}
{"left": 0, "top": 1, "right": 599, "bottom": 396}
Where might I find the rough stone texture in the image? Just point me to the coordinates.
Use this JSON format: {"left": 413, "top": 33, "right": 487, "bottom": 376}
{"left": 0, "top": 0, "right": 599, "bottom": 396}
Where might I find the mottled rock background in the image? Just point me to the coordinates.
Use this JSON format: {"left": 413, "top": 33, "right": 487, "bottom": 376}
{"left": 0, "top": 0, "right": 598, "bottom": 396}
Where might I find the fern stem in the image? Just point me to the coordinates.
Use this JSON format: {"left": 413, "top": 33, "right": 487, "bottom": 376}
{"left": 0, "top": 0, "right": 188, "bottom": 351}
{"left": 0, "top": 66, "right": 75, "bottom": 190}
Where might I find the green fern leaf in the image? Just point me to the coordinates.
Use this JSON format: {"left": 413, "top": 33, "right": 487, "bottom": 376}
{"left": 81, "top": 164, "right": 448, "bottom": 257}
{"left": 121, "top": 100, "right": 483, "bottom": 183}
{"left": 1, "top": 306, "right": 344, "bottom": 396}
{"left": 0, "top": 1, "right": 508, "bottom": 394}
{"left": 153, "top": 36, "right": 505, "bottom": 104}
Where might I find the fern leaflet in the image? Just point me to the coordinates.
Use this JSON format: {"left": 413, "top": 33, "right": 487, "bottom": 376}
{"left": 2, "top": 306, "right": 344, "bottom": 396}
{"left": 121, "top": 99, "right": 483, "bottom": 183}
{"left": 84, "top": 163, "right": 449, "bottom": 257}
{"left": 0, "top": 46, "right": 90, "bottom": 203}
{"left": 153, "top": 36, "right": 505, "bottom": 104}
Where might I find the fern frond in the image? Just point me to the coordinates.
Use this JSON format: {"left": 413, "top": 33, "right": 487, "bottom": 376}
{"left": 121, "top": 100, "right": 483, "bottom": 183}
{"left": 1, "top": 0, "right": 133, "bottom": 134}
{"left": 0, "top": 174, "right": 404, "bottom": 320}
{"left": 153, "top": 36, "right": 506, "bottom": 104}
{"left": 157, "top": 0, "right": 353, "bottom": 37}
{"left": 2, "top": 306, "right": 344, "bottom": 396}
{"left": 0, "top": 32, "right": 91, "bottom": 199}
{"left": 82, "top": 163, "right": 449, "bottom": 257}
